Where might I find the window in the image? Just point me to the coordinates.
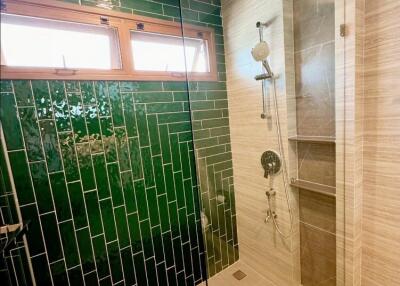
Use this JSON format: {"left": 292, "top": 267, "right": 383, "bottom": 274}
{"left": 0, "top": 0, "right": 217, "bottom": 81}
{"left": 1, "top": 14, "right": 121, "bottom": 70}
{"left": 131, "top": 31, "right": 210, "bottom": 73}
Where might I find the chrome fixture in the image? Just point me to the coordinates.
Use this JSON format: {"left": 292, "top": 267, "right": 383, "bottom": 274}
{"left": 260, "top": 150, "right": 281, "bottom": 178}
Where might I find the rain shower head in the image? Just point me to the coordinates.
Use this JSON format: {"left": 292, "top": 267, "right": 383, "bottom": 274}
{"left": 251, "top": 41, "right": 270, "bottom": 62}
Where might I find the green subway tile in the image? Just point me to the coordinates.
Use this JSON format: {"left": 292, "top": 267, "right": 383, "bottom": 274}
{"left": 168, "top": 201, "right": 179, "bottom": 238}
{"left": 134, "top": 179, "right": 148, "bottom": 221}
{"left": 146, "top": 102, "right": 183, "bottom": 114}
{"left": 75, "top": 143, "right": 96, "bottom": 191}
{"left": 41, "top": 212, "right": 63, "bottom": 262}
{"left": 151, "top": 226, "right": 164, "bottom": 263}
{"left": 206, "top": 90, "right": 227, "bottom": 99}
{"left": 174, "top": 171, "right": 185, "bottom": 208}
{"left": 50, "top": 258, "right": 68, "bottom": 285}
{"left": 141, "top": 147, "right": 155, "bottom": 188}
{"left": 153, "top": 156, "right": 166, "bottom": 195}
{"left": 65, "top": 81, "right": 80, "bottom": 92}
{"left": 30, "top": 162, "right": 54, "bottom": 213}
{"left": 168, "top": 122, "right": 192, "bottom": 133}
{"left": 121, "top": 247, "right": 136, "bottom": 285}
{"left": 202, "top": 117, "right": 229, "bottom": 129}
{"left": 9, "top": 151, "right": 35, "bottom": 205}
{"left": 218, "top": 134, "right": 231, "bottom": 144}
{"left": 85, "top": 105, "right": 103, "bottom": 153}
{"left": 85, "top": 190, "right": 103, "bottom": 236}
{"left": 76, "top": 227, "right": 96, "bottom": 273}
{"left": 107, "top": 241, "right": 123, "bottom": 284}
{"left": 32, "top": 81, "right": 53, "bottom": 120}
{"left": 67, "top": 266, "right": 84, "bottom": 286}
{"left": 50, "top": 81, "right": 71, "bottom": 132}
{"left": 49, "top": 172, "right": 72, "bottom": 222}
{"left": 59, "top": 132, "right": 80, "bottom": 182}
{"left": 80, "top": 81, "right": 96, "bottom": 105}
{"left": 13, "top": 80, "right": 34, "bottom": 106}
{"left": 0, "top": 80, "right": 12, "bottom": 92}
{"left": 197, "top": 145, "right": 225, "bottom": 158}
{"left": 158, "top": 112, "right": 190, "bottom": 124}
{"left": 121, "top": 82, "right": 163, "bottom": 92}
{"left": 178, "top": 208, "right": 189, "bottom": 243}
{"left": 140, "top": 219, "right": 153, "bottom": 259}
{"left": 173, "top": 91, "right": 188, "bottom": 102}
{"left": 115, "top": 127, "right": 131, "bottom": 171}
{"left": 107, "top": 163, "right": 124, "bottom": 206}
{"left": 189, "top": 91, "right": 207, "bottom": 100}
{"left": 184, "top": 179, "right": 194, "bottom": 214}
{"left": 84, "top": 271, "right": 98, "bottom": 285}
{"left": 190, "top": 0, "right": 220, "bottom": 15}
{"left": 159, "top": 125, "right": 171, "bottom": 164}
{"left": 162, "top": 231, "right": 174, "bottom": 268}
{"left": 164, "top": 164, "right": 175, "bottom": 202}
{"left": 0, "top": 93, "right": 24, "bottom": 150}
{"left": 19, "top": 107, "right": 44, "bottom": 161}
{"left": 127, "top": 213, "right": 142, "bottom": 253}
{"left": 162, "top": 82, "right": 188, "bottom": 91}
{"left": 187, "top": 213, "right": 197, "bottom": 248}
{"left": 31, "top": 254, "right": 52, "bottom": 286}
{"left": 180, "top": 143, "right": 191, "bottom": 179}
{"left": 68, "top": 182, "right": 88, "bottom": 229}
{"left": 100, "top": 198, "right": 117, "bottom": 242}
{"left": 122, "top": 93, "right": 137, "bottom": 137}
{"left": 59, "top": 220, "right": 80, "bottom": 268}
{"left": 92, "top": 234, "right": 110, "bottom": 279}
{"left": 178, "top": 131, "right": 193, "bottom": 142}
{"left": 121, "top": 172, "right": 137, "bottom": 214}
{"left": 128, "top": 137, "right": 143, "bottom": 180}
{"left": 156, "top": 262, "right": 168, "bottom": 286}
{"left": 170, "top": 134, "right": 181, "bottom": 171}
{"left": 210, "top": 126, "right": 230, "bottom": 137}
{"left": 193, "top": 109, "right": 222, "bottom": 120}
{"left": 100, "top": 117, "right": 117, "bottom": 163}
{"left": 148, "top": 115, "right": 160, "bottom": 155}
{"left": 147, "top": 187, "right": 160, "bottom": 227}
{"left": 99, "top": 276, "right": 112, "bottom": 286}
{"left": 190, "top": 101, "right": 214, "bottom": 111}
{"left": 92, "top": 153, "right": 111, "bottom": 199}
{"left": 20, "top": 204, "right": 45, "bottom": 256}
{"left": 134, "top": 92, "right": 173, "bottom": 103}
{"left": 108, "top": 82, "right": 124, "bottom": 127}
{"left": 95, "top": 81, "right": 110, "bottom": 117}
{"left": 68, "top": 92, "right": 88, "bottom": 143}
{"left": 163, "top": 4, "right": 180, "bottom": 17}
{"left": 40, "top": 120, "right": 63, "bottom": 172}
{"left": 133, "top": 253, "right": 147, "bottom": 286}
{"left": 158, "top": 194, "right": 170, "bottom": 233}
{"left": 114, "top": 206, "right": 130, "bottom": 248}
{"left": 135, "top": 104, "right": 150, "bottom": 147}
{"left": 182, "top": 8, "right": 198, "bottom": 20}
{"left": 172, "top": 237, "right": 184, "bottom": 272}
{"left": 198, "top": 82, "right": 226, "bottom": 91}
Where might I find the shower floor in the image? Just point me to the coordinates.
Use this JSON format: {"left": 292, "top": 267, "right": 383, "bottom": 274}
{"left": 201, "top": 260, "right": 276, "bottom": 286}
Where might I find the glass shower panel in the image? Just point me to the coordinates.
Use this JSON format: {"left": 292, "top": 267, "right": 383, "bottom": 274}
{"left": 181, "top": 0, "right": 346, "bottom": 285}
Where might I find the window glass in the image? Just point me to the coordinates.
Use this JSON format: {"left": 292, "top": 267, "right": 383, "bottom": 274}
{"left": 0, "top": 14, "right": 121, "bottom": 69}
{"left": 131, "top": 31, "right": 210, "bottom": 73}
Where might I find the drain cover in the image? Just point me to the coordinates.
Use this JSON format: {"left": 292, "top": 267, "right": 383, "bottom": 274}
{"left": 232, "top": 270, "right": 247, "bottom": 280}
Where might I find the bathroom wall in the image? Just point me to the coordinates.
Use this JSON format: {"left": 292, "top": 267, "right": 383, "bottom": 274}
{"left": 0, "top": 0, "right": 236, "bottom": 285}
{"left": 362, "top": 0, "right": 400, "bottom": 284}
{"left": 221, "top": 0, "right": 300, "bottom": 285}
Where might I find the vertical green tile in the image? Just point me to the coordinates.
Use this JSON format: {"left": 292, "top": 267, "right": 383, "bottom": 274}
{"left": 170, "top": 134, "right": 181, "bottom": 171}
{"left": 164, "top": 164, "right": 176, "bottom": 202}
{"left": 107, "top": 241, "right": 123, "bottom": 283}
{"left": 80, "top": 81, "right": 96, "bottom": 105}
{"left": 68, "top": 92, "right": 88, "bottom": 143}
{"left": 127, "top": 213, "right": 142, "bottom": 253}
{"left": 108, "top": 82, "right": 124, "bottom": 127}
{"left": 168, "top": 201, "right": 179, "bottom": 238}
{"left": 0, "top": 80, "right": 12, "bottom": 92}
{"left": 128, "top": 137, "right": 143, "bottom": 180}
{"left": 49, "top": 172, "right": 72, "bottom": 222}
{"left": 100, "top": 117, "right": 117, "bottom": 163}
{"left": 95, "top": 81, "right": 110, "bottom": 117}
{"left": 92, "top": 234, "right": 110, "bottom": 279}
{"left": 20, "top": 204, "right": 45, "bottom": 256}
{"left": 32, "top": 80, "right": 53, "bottom": 120}
{"left": 76, "top": 227, "right": 95, "bottom": 273}
{"left": 162, "top": 231, "right": 174, "bottom": 268}
{"left": 135, "top": 104, "right": 149, "bottom": 147}
{"left": 31, "top": 254, "right": 52, "bottom": 286}
{"left": 147, "top": 187, "right": 160, "bottom": 227}
{"left": 92, "top": 153, "right": 110, "bottom": 199}
{"left": 147, "top": 114, "right": 160, "bottom": 155}
{"left": 85, "top": 190, "right": 103, "bottom": 236}
{"left": 50, "top": 259, "right": 68, "bottom": 285}
{"left": 19, "top": 107, "right": 44, "bottom": 162}
{"left": 140, "top": 219, "right": 153, "bottom": 259}
{"left": 67, "top": 266, "right": 84, "bottom": 286}
{"left": 39, "top": 120, "right": 62, "bottom": 172}
{"left": 134, "top": 180, "right": 148, "bottom": 221}
{"left": 107, "top": 163, "right": 123, "bottom": 206}
{"left": 151, "top": 226, "right": 164, "bottom": 264}
{"left": 76, "top": 143, "right": 95, "bottom": 191}
{"left": 153, "top": 156, "right": 166, "bottom": 196}
{"left": 49, "top": 81, "right": 71, "bottom": 132}
{"left": 59, "top": 220, "right": 80, "bottom": 268}
{"left": 133, "top": 253, "right": 147, "bottom": 286}
{"left": 40, "top": 212, "right": 63, "bottom": 262}
{"left": 174, "top": 171, "right": 185, "bottom": 208}
{"left": 99, "top": 198, "right": 117, "bottom": 243}
{"left": 30, "top": 161, "right": 54, "bottom": 214}
{"left": 0, "top": 92, "right": 24, "bottom": 150}
{"left": 173, "top": 237, "right": 184, "bottom": 272}
{"left": 84, "top": 271, "right": 98, "bottom": 285}
{"left": 122, "top": 93, "right": 137, "bottom": 137}
{"left": 158, "top": 194, "right": 170, "bottom": 233}
{"left": 121, "top": 172, "right": 136, "bottom": 214}
{"left": 184, "top": 179, "right": 194, "bottom": 214}
{"left": 68, "top": 182, "right": 88, "bottom": 229}
{"left": 114, "top": 206, "right": 130, "bottom": 248}
{"left": 141, "top": 147, "right": 154, "bottom": 188}
{"left": 115, "top": 127, "right": 130, "bottom": 171}
{"left": 178, "top": 208, "right": 189, "bottom": 243}
{"left": 58, "top": 132, "right": 80, "bottom": 182}
{"left": 121, "top": 247, "right": 136, "bottom": 285}
{"left": 13, "top": 80, "right": 34, "bottom": 106}
{"left": 65, "top": 81, "right": 80, "bottom": 93}
{"left": 180, "top": 143, "right": 190, "bottom": 179}
{"left": 159, "top": 124, "right": 171, "bottom": 164}
{"left": 9, "top": 151, "right": 35, "bottom": 205}
{"left": 85, "top": 105, "right": 103, "bottom": 153}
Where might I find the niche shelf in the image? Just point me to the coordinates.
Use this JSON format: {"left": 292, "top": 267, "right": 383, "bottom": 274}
{"left": 290, "top": 178, "right": 336, "bottom": 197}
{"left": 288, "top": 135, "right": 336, "bottom": 144}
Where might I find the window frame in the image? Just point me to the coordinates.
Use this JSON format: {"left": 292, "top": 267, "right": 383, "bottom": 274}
{"left": 0, "top": 0, "right": 218, "bottom": 81}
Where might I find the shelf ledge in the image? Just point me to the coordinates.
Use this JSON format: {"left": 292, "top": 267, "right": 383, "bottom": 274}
{"left": 288, "top": 135, "right": 335, "bottom": 144}
{"left": 290, "top": 179, "right": 336, "bottom": 197}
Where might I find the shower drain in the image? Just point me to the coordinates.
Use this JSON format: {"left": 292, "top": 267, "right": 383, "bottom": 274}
{"left": 232, "top": 270, "right": 247, "bottom": 281}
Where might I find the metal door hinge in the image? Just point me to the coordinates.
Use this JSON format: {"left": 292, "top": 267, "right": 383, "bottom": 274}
{"left": 340, "top": 24, "right": 346, "bottom": 37}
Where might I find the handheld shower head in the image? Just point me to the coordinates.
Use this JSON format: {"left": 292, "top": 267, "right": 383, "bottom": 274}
{"left": 251, "top": 41, "right": 270, "bottom": 62}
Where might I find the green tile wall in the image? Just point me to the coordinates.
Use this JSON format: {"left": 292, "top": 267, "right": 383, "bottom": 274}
{"left": 0, "top": 0, "right": 238, "bottom": 284}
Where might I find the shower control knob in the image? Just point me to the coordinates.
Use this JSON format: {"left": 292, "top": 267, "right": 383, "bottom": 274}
{"left": 261, "top": 150, "right": 282, "bottom": 178}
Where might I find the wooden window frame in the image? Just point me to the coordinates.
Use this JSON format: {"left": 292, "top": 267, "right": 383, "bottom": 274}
{"left": 0, "top": 0, "right": 218, "bottom": 81}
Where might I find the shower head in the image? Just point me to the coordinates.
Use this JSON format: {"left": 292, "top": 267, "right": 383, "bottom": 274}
{"left": 251, "top": 41, "right": 270, "bottom": 62}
